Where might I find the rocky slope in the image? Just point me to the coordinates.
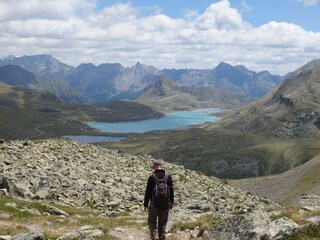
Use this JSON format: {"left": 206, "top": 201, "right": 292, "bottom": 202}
{"left": 136, "top": 77, "right": 251, "bottom": 112}
{"left": 220, "top": 59, "right": 320, "bottom": 138}
{"left": 2, "top": 139, "right": 313, "bottom": 239}
{"left": 0, "top": 139, "right": 277, "bottom": 216}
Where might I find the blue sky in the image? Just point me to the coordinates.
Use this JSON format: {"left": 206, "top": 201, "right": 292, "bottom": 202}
{"left": 0, "top": 0, "right": 319, "bottom": 75}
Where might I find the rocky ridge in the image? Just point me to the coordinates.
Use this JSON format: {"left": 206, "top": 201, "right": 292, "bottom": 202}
{"left": 136, "top": 77, "right": 251, "bottom": 112}
{"left": 0, "top": 139, "right": 308, "bottom": 239}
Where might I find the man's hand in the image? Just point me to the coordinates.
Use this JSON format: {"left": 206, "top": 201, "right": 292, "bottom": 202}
{"left": 169, "top": 204, "right": 173, "bottom": 209}
{"left": 144, "top": 206, "right": 149, "bottom": 212}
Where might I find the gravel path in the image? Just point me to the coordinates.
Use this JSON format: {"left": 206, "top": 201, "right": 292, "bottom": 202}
{"left": 109, "top": 227, "right": 149, "bottom": 240}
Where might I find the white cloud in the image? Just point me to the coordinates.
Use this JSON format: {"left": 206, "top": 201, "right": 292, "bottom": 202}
{"left": 0, "top": 0, "right": 319, "bottom": 75}
{"left": 241, "top": 0, "right": 251, "bottom": 12}
{"left": 195, "top": 0, "right": 250, "bottom": 30}
{"left": 0, "top": 0, "right": 94, "bottom": 21}
{"left": 183, "top": 9, "right": 199, "bottom": 19}
{"left": 294, "top": 0, "right": 319, "bottom": 6}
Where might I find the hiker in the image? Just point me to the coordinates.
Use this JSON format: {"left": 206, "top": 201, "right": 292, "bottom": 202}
{"left": 144, "top": 159, "right": 174, "bottom": 240}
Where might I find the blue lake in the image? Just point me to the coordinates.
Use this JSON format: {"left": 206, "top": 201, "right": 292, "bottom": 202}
{"left": 88, "top": 108, "right": 222, "bottom": 133}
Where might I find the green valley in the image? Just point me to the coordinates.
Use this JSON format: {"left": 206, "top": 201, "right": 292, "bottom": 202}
{"left": 0, "top": 83, "right": 163, "bottom": 140}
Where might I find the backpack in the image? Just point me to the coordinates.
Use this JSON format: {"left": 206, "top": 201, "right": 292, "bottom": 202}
{"left": 151, "top": 172, "right": 170, "bottom": 210}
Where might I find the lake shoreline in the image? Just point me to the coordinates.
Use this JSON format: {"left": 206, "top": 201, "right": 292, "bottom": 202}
{"left": 67, "top": 108, "right": 223, "bottom": 143}
{"left": 87, "top": 108, "right": 221, "bottom": 133}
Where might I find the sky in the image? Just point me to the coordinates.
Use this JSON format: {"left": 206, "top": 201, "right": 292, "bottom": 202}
{"left": 0, "top": 0, "right": 320, "bottom": 75}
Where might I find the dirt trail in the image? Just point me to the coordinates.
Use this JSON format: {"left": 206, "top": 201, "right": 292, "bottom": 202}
{"left": 109, "top": 226, "right": 149, "bottom": 240}
{"left": 24, "top": 126, "right": 47, "bottom": 140}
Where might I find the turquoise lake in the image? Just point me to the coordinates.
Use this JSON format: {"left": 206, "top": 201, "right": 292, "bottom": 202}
{"left": 87, "top": 108, "right": 222, "bottom": 133}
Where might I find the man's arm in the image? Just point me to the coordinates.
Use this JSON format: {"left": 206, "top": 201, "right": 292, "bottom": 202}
{"left": 167, "top": 174, "right": 174, "bottom": 206}
{"left": 144, "top": 176, "right": 154, "bottom": 207}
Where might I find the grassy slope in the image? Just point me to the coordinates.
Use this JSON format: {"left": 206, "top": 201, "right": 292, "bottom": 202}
{"left": 63, "top": 100, "right": 164, "bottom": 122}
{"left": 0, "top": 83, "right": 103, "bottom": 140}
{"left": 1, "top": 183, "right": 320, "bottom": 240}
{"left": 230, "top": 153, "right": 320, "bottom": 205}
{"left": 0, "top": 84, "right": 163, "bottom": 140}
{"left": 102, "top": 124, "right": 320, "bottom": 179}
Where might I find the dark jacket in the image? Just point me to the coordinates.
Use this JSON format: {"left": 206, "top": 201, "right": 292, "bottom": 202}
{"left": 144, "top": 169, "right": 174, "bottom": 207}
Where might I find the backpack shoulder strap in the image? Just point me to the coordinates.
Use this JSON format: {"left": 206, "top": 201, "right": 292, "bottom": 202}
{"left": 152, "top": 172, "right": 168, "bottom": 183}
{"left": 162, "top": 172, "right": 169, "bottom": 183}
{"left": 152, "top": 173, "right": 159, "bottom": 183}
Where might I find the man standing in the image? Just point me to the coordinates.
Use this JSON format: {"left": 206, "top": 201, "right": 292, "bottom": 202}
{"left": 144, "top": 159, "right": 174, "bottom": 240}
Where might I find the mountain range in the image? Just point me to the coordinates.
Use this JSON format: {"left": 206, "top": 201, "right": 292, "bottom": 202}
{"left": 0, "top": 55, "right": 282, "bottom": 106}
{"left": 0, "top": 64, "right": 87, "bottom": 103}
{"left": 3, "top": 54, "right": 320, "bottom": 179}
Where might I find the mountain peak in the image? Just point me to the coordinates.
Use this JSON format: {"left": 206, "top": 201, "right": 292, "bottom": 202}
{"left": 131, "top": 61, "right": 151, "bottom": 70}
{"left": 150, "top": 76, "right": 177, "bottom": 91}
{"left": 139, "top": 76, "right": 176, "bottom": 98}
{"left": 0, "top": 54, "right": 74, "bottom": 78}
{"left": 294, "top": 59, "right": 320, "bottom": 75}
{"left": 216, "top": 61, "right": 233, "bottom": 68}
{"left": 214, "top": 61, "right": 237, "bottom": 73}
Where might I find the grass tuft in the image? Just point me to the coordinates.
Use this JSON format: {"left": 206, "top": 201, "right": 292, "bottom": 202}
{"left": 288, "top": 223, "right": 320, "bottom": 240}
{"left": 0, "top": 224, "right": 29, "bottom": 235}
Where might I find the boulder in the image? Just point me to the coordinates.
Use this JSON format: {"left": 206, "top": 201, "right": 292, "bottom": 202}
{"left": 305, "top": 216, "right": 320, "bottom": 224}
{"left": 300, "top": 194, "right": 320, "bottom": 211}
{"left": 44, "top": 205, "right": 69, "bottom": 217}
{"left": 207, "top": 210, "right": 270, "bottom": 240}
{"left": 57, "top": 225, "right": 104, "bottom": 240}
{"left": 4, "top": 202, "right": 17, "bottom": 208}
{"left": 14, "top": 180, "right": 34, "bottom": 198}
{"left": 34, "top": 189, "right": 50, "bottom": 199}
{"left": 0, "top": 236, "right": 11, "bottom": 240}
{"left": 0, "top": 188, "right": 9, "bottom": 197}
{"left": 268, "top": 217, "right": 301, "bottom": 239}
{"left": 207, "top": 211, "right": 302, "bottom": 240}
{"left": 0, "top": 176, "right": 15, "bottom": 195}
{"left": 10, "top": 232, "right": 45, "bottom": 240}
